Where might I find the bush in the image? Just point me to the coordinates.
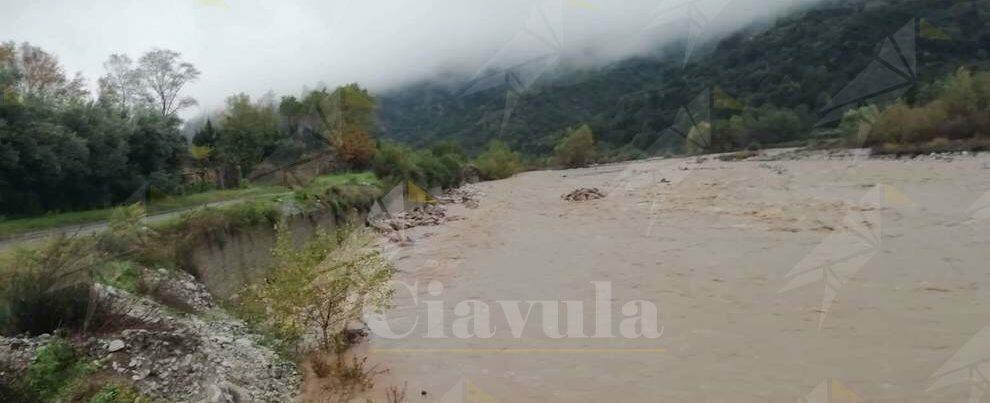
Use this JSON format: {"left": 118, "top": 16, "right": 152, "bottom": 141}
{"left": 372, "top": 141, "right": 423, "bottom": 185}
{"left": 553, "top": 125, "right": 596, "bottom": 168}
{"left": 336, "top": 129, "right": 377, "bottom": 169}
{"left": 95, "top": 261, "right": 141, "bottom": 293}
{"left": 411, "top": 151, "right": 449, "bottom": 190}
{"left": 939, "top": 67, "right": 990, "bottom": 119}
{"left": 372, "top": 141, "right": 465, "bottom": 189}
{"left": 22, "top": 339, "right": 92, "bottom": 401}
{"left": 96, "top": 204, "right": 171, "bottom": 269}
{"left": 868, "top": 102, "right": 945, "bottom": 145}
{"left": 722, "top": 105, "right": 810, "bottom": 149}
{"left": 430, "top": 140, "right": 467, "bottom": 161}
{"left": 236, "top": 226, "right": 393, "bottom": 354}
{"left": 86, "top": 383, "right": 148, "bottom": 403}
{"left": 684, "top": 122, "right": 711, "bottom": 155}
{"left": 0, "top": 237, "right": 102, "bottom": 336}
{"left": 474, "top": 141, "right": 522, "bottom": 180}
{"left": 838, "top": 104, "right": 881, "bottom": 146}
{"left": 863, "top": 68, "right": 990, "bottom": 147}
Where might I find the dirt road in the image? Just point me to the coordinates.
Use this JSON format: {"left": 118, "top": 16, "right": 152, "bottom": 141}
{"left": 366, "top": 151, "right": 990, "bottom": 402}
{"left": 0, "top": 195, "right": 286, "bottom": 252}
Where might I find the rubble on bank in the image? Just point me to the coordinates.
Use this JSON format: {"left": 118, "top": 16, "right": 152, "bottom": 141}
{"left": 562, "top": 187, "right": 606, "bottom": 201}
{"left": 435, "top": 185, "right": 483, "bottom": 209}
{"left": 369, "top": 184, "right": 482, "bottom": 243}
{"left": 0, "top": 269, "right": 300, "bottom": 403}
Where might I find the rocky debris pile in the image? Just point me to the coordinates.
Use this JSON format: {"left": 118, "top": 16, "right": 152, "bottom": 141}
{"left": 435, "top": 184, "right": 484, "bottom": 209}
{"left": 758, "top": 163, "right": 788, "bottom": 175}
{"left": 0, "top": 335, "right": 48, "bottom": 386}
{"left": 370, "top": 204, "right": 456, "bottom": 243}
{"left": 139, "top": 268, "right": 215, "bottom": 313}
{"left": 92, "top": 313, "right": 298, "bottom": 402}
{"left": 89, "top": 287, "right": 299, "bottom": 402}
{"left": 0, "top": 280, "right": 300, "bottom": 403}
{"left": 906, "top": 150, "right": 981, "bottom": 162}
{"left": 370, "top": 184, "right": 481, "bottom": 243}
{"left": 371, "top": 203, "right": 447, "bottom": 231}
{"left": 562, "top": 188, "right": 606, "bottom": 201}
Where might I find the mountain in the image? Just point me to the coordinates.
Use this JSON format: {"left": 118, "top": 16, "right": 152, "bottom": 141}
{"left": 376, "top": 0, "right": 990, "bottom": 156}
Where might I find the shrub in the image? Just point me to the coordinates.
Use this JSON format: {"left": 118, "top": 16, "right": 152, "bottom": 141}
{"left": 838, "top": 104, "right": 881, "bottom": 146}
{"left": 684, "top": 122, "right": 711, "bottom": 155}
{"left": 372, "top": 141, "right": 423, "bottom": 185}
{"left": 939, "top": 67, "right": 990, "bottom": 118}
{"left": 721, "top": 105, "right": 810, "bottom": 149}
{"left": 95, "top": 261, "right": 141, "bottom": 293}
{"left": 236, "top": 226, "right": 393, "bottom": 354}
{"left": 336, "top": 128, "right": 377, "bottom": 169}
{"left": 429, "top": 140, "right": 467, "bottom": 161}
{"left": 864, "top": 69, "right": 990, "bottom": 147}
{"left": 96, "top": 204, "right": 171, "bottom": 268}
{"left": 412, "top": 150, "right": 452, "bottom": 190}
{"left": 372, "top": 141, "right": 465, "bottom": 189}
{"left": 23, "top": 339, "right": 92, "bottom": 401}
{"left": 86, "top": 382, "right": 148, "bottom": 403}
{"left": 310, "top": 354, "right": 384, "bottom": 400}
{"left": 553, "top": 125, "right": 596, "bottom": 168}
{"left": 0, "top": 237, "right": 102, "bottom": 335}
{"left": 474, "top": 141, "right": 522, "bottom": 180}
{"left": 868, "top": 102, "right": 945, "bottom": 145}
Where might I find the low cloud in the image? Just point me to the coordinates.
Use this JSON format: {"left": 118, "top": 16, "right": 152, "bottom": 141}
{"left": 0, "top": 0, "right": 819, "bottom": 114}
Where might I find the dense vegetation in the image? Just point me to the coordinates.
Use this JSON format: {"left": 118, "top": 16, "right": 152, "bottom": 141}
{"left": 0, "top": 45, "right": 196, "bottom": 216}
{"left": 840, "top": 67, "right": 990, "bottom": 152}
{"left": 378, "top": 0, "right": 990, "bottom": 156}
{"left": 0, "top": 44, "right": 473, "bottom": 221}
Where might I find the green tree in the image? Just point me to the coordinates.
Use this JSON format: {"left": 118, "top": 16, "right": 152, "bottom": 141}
{"left": 300, "top": 84, "right": 378, "bottom": 169}
{"left": 215, "top": 94, "right": 282, "bottom": 178}
{"left": 553, "top": 124, "right": 596, "bottom": 167}
{"left": 372, "top": 141, "right": 423, "bottom": 185}
{"left": 192, "top": 119, "right": 218, "bottom": 147}
{"left": 137, "top": 49, "right": 200, "bottom": 119}
{"left": 838, "top": 105, "right": 881, "bottom": 146}
{"left": 475, "top": 141, "right": 522, "bottom": 180}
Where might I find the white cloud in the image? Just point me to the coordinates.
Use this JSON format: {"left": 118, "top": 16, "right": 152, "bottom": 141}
{"left": 0, "top": 0, "right": 817, "bottom": 115}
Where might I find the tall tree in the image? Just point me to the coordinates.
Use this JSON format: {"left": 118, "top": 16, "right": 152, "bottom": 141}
{"left": 16, "top": 42, "right": 63, "bottom": 99}
{"left": 138, "top": 49, "right": 200, "bottom": 119}
{"left": 3, "top": 42, "right": 87, "bottom": 105}
{"left": 98, "top": 54, "right": 146, "bottom": 112}
{"left": 192, "top": 119, "right": 218, "bottom": 147}
{"left": 0, "top": 42, "right": 16, "bottom": 101}
{"left": 299, "top": 84, "right": 377, "bottom": 168}
{"left": 553, "top": 124, "right": 596, "bottom": 168}
{"left": 216, "top": 94, "right": 281, "bottom": 177}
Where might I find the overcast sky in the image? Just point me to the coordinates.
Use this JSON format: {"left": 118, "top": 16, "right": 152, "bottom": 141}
{"left": 0, "top": 0, "right": 817, "bottom": 115}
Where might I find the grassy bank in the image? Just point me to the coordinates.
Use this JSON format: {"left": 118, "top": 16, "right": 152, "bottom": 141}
{"left": 0, "top": 185, "right": 285, "bottom": 239}
{"left": 0, "top": 172, "right": 381, "bottom": 239}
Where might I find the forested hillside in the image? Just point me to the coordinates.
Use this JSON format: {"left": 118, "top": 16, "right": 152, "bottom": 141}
{"left": 377, "top": 0, "right": 990, "bottom": 156}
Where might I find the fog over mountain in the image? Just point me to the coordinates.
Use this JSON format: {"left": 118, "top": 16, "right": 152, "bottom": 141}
{"left": 0, "top": 0, "right": 818, "bottom": 114}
